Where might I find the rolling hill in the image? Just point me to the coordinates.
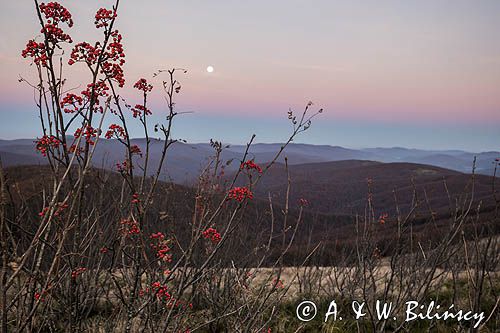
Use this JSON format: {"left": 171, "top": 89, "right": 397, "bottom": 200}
{"left": 237, "top": 160, "right": 497, "bottom": 217}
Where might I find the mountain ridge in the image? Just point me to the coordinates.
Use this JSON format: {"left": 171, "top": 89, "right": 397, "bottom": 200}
{"left": 0, "top": 138, "right": 498, "bottom": 183}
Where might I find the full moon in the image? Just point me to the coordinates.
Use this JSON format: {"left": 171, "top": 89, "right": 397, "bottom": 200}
{"left": 206, "top": 65, "right": 214, "bottom": 73}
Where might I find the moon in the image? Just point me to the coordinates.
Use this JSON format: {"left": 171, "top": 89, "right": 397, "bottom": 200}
{"left": 206, "top": 65, "right": 214, "bottom": 73}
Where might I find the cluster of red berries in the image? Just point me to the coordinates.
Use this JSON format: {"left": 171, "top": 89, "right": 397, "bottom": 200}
{"left": 74, "top": 125, "right": 98, "bottom": 145}
{"left": 69, "top": 8, "right": 125, "bottom": 87}
{"left": 105, "top": 124, "right": 127, "bottom": 140}
{"left": 41, "top": 23, "right": 72, "bottom": 44}
{"left": 150, "top": 232, "right": 172, "bottom": 262}
{"left": 240, "top": 160, "right": 262, "bottom": 173}
{"left": 151, "top": 281, "right": 171, "bottom": 300}
{"left": 21, "top": 40, "right": 48, "bottom": 66}
{"left": 202, "top": 227, "right": 221, "bottom": 244}
{"left": 34, "top": 289, "right": 49, "bottom": 302}
{"left": 150, "top": 232, "right": 165, "bottom": 240}
{"left": 102, "top": 61, "right": 125, "bottom": 87}
{"left": 71, "top": 267, "right": 86, "bottom": 279}
{"left": 131, "top": 104, "right": 151, "bottom": 118}
{"left": 130, "top": 145, "right": 142, "bottom": 157}
{"left": 101, "top": 30, "right": 126, "bottom": 87}
{"left": 94, "top": 8, "right": 116, "bottom": 28}
{"left": 39, "top": 2, "right": 73, "bottom": 44}
{"left": 35, "top": 135, "right": 61, "bottom": 157}
{"left": 39, "top": 2, "right": 73, "bottom": 27}
{"left": 38, "top": 207, "right": 50, "bottom": 218}
{"left": 68, "top": 42, "right": 101, "bottom": 66}
{"left": 106, "top": 31, "right": 125, "bottom": 64}
{"left": 22, "top": 2, "right": 73, "bottom": 65}
{"left": 80, "top": 81, "right": 109, "bottom": 113}
{"left": 228, "top": 187, "right": 253, "bottom": 202}
{"left": 60, "top": 93, "right": 83, "bottom": 113}
{"left": 133, "top": 78, "right": 153, "bottom": 93}
{"left": 120, "top": 218, "right": 140, "bottom": 235}
{"left": 150, "top": 282, "right": 193, "bottom": 310}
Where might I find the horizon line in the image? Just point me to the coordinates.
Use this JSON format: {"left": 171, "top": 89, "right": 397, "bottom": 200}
{"left": 1, "top": 136, "right": 497, "bottom": 154}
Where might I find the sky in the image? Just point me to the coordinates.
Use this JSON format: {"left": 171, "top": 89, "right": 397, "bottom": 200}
{"left": 1, "top": 0, "right": 499, "bottom": 151}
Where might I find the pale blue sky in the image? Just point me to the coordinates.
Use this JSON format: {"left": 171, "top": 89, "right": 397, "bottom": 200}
{"left": 1, "top": 0, "right": 499, "bottom": 151}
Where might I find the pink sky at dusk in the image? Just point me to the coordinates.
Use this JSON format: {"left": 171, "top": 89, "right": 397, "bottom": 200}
{"left": 1, "top": 0, "right": 499, "bottom": 150}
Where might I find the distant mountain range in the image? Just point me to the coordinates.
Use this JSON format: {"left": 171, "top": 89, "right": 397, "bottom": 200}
{"left": 0, "top": 138, "right": 498, "bottom": 183}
